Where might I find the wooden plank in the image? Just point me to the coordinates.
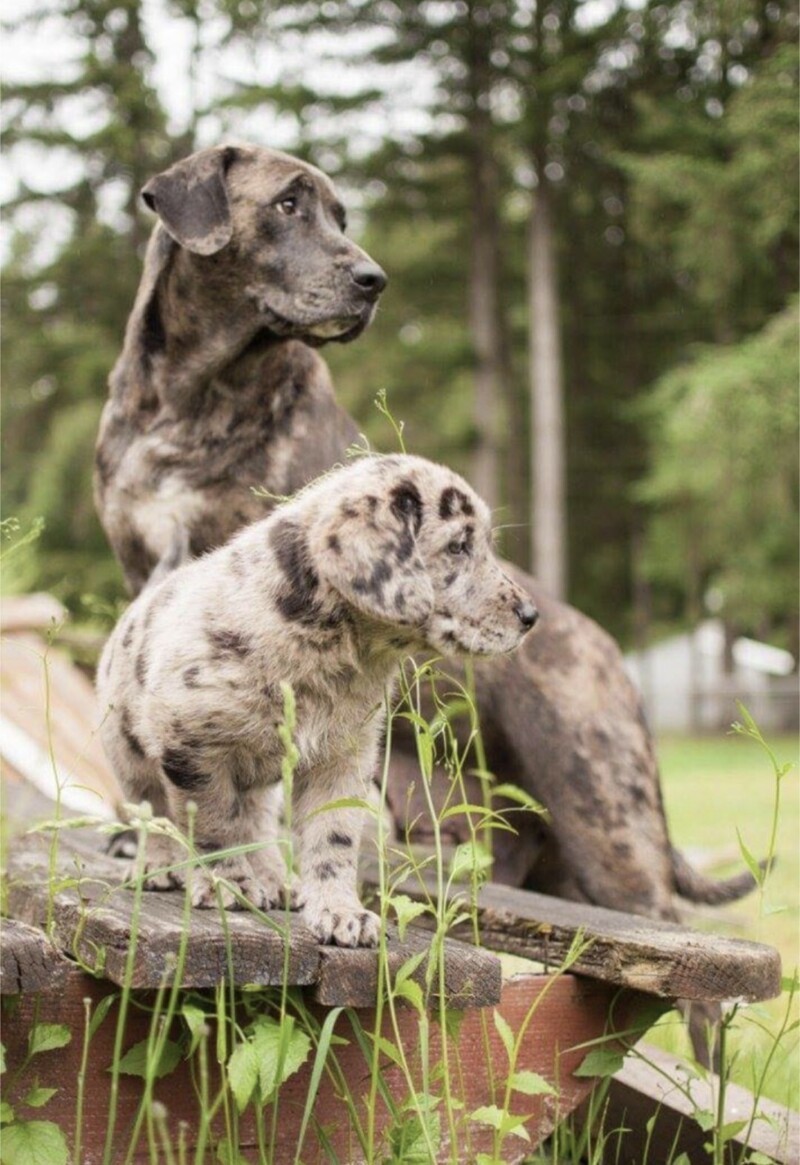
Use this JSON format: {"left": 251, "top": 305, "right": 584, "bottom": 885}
{"left": 0, "top": 917, "right": 75, "bottom": 994}
{"left": 1, "top": 963, "right": 643, "bottom": 1163}
{"left": 362, "top": 860, "right": 782, "bottom": 1004}
{"left": 587, "top": 1041, "right": 799, "bottom": 1164}
{"left": 5, "top": 827, "right": 500, "bottom": 1006}
{"left": 314, "top": 925, "right": 501, "bottom": 1007}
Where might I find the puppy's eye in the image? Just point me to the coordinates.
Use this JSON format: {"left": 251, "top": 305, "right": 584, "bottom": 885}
{"left": 277, "top": 196, "right": 298, "bottom": 215}
{"left": 447, "top": 540, "right": 469, "bottom": 556}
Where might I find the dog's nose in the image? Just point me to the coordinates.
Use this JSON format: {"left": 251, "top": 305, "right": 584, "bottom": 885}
{"left": 351, "top": 261, "right": 388, "bottom": 298}
{"left": 514, "top": 600, "right": 539, "bottom": 631}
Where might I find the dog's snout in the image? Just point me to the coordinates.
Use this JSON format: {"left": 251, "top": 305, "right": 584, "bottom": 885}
{"left": 514, "top": 600, "right": 539, "bottom": 631}
{"left": 351, "top": 260, "right": 388, "bottom": 298}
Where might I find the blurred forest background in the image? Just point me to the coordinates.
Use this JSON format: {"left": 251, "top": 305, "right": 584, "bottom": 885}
{"left": 2, "top": 0, "right": 798, "bottom": 658}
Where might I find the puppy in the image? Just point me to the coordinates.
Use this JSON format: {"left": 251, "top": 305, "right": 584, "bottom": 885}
{"left": 96, "top": 455, "right": 538, "bottom": 947}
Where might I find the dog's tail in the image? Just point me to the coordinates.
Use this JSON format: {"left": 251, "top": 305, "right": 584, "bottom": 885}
{"left": 671, "top": 845, "right": 771, "bottom": 905}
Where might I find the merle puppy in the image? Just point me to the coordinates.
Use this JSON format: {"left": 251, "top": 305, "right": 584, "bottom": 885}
{"left": 96, "top": 455, "right": 537, "bottom": 947}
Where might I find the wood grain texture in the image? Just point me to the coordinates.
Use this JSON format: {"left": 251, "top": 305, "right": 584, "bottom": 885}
{"left": 360, "top": 859, "right": 783, "bottom": 1004}
{"left": 0, "top": 917, "right": 74, "bottom": 994}
{"left": 584, "top": 1041, "right": 800, "bottom": 1164}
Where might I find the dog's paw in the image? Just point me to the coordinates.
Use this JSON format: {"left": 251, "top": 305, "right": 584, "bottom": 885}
{"left": 302, "top": 903, "right": 381, "bottom": 948}
{"left": 124, "top": 834, "right": 186, "bottom": 891}
{"left": 188, "top": 857, "right": 283, "bottom": 912}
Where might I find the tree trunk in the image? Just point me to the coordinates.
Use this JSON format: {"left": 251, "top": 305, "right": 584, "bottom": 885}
{"left": 527, "top": 178, "right": 567, "bottom": 597}
{"left": 466, "top": 8, "right": 505, "bottom": 513}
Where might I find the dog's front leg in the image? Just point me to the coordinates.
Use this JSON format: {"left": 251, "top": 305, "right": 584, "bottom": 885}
{"left": 292, "top": 756, "right": 380, "bottom": 948}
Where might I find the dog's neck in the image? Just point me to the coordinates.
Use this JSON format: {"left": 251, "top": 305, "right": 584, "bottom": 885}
{"left": 113, "top": 235, "right": 294, "bottom": 416}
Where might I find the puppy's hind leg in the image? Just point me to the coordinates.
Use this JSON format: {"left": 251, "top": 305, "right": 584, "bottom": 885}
{"left": 161, "top": 761, "right": 287, "bottom": 912}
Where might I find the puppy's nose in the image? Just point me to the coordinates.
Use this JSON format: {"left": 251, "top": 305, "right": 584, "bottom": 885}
{"left": 514, "top": 600, "right": 539, "bottom": 631}
{"left": 351, "top": 260, "right": 388, "bottom": 298}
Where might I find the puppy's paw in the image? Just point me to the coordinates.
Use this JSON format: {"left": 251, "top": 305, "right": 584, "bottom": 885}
{"left": 125, "top": 834, "right": 186, "bottom": 891}
{"left": 302, "top": 903, "right": 381, "bottom": 948}
{"left": 189, "top": 857, "right": 283, "bottom": 912}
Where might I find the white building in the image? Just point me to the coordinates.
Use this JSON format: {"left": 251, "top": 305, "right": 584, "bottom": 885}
{"left": 625, "top": 620, "right": 799, "bottom": 734}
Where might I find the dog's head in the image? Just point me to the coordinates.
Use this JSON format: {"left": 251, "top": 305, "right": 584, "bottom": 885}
{"left": 298, "top": 455, "right": 538, "bottom": 656}
{"left": 141, "top": 144, "right": 386, "bottom": 345}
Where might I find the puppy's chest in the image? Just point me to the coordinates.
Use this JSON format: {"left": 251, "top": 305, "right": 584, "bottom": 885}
{"left": 264, "top": 685, "right": 383, "bottom": 774}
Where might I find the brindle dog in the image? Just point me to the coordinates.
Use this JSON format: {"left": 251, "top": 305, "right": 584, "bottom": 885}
{"left": 95, "top": 145, "right": 377, "bottom": 593}
{"left": 96, "top": 144, "right": 759, "bottom": 1060}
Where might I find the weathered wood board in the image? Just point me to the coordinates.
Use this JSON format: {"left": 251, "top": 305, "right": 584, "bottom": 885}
{"left": 4, "top": 826, "right": 502, "bottom": 1007}
{"left": 360, "top": 858, "right": 783, "bottom": 1004}
{"left": 585, "top": 1040, "right": 800, "bottom": 1165}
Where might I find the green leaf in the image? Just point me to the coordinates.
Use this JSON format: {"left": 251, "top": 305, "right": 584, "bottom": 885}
{"left": 307, "top": 796, "right": 374, "bottom": 818}
{"left": 573, "top": 1047, "right": 626, "bottom": 1078}
{"left": 735, "top": 828, "right": 764, "bottom": 886}
{"left": 88, "top": 993, "right": 116, "bottom": 1040}
{"left": 227, "top": 1041, "right": 259, "bottom": 1113}
{"left": 0, "top": 1044, "right": 6, "bottom": 1074}
{"left": 500, "top": 1112, "right": 531, "bottom": 1141}
{"left": 390, "top": 894, "right": 428, "bottom": 941}
{"left": 28, "top": 1024, "right": 71, "bottom": 1057}
{"left": 0, "top": 1101, "right": 15, "bottom": 1124}
{"left": 181, "top": 1002, "right": 208, "bottom": 1055}
{"left": 493, "top": 1012, "right": 514, "bottom": 1061}
{"left": 375, "top": 1035, "right": 404, "bottom": 1066}
{"left": 23, "top": 1087, "right": 57, "bottom": 1109}
{"left": 250, "top": 1016, "right": 311, "bottom": 1101}
{"left": 470, "top": 1104, "right": 504, "bottom": 1130}
{"left": 490, "top": 784, "right": 549, "bottom": 816}
{"left": 395, "top": 951, "right": 427, "bottom": 986}
{"left": 113, "top": 1037, "right": 182, "bottom": 1080}
{"left": 1, "top": 1120, "right": 68, "bottom": 1165}
{"left": 393, "top": 976, "right": 424, "bottom": 1013}
{"left": 718, "top": 1118, "right": 748, "bottom": 1143}
{"left": 508, "top": 1070, "right": 557, "bottom": 1097}
{"left": 694, "top": 1108, "right": 716, "bottom": 1131}
{"left": 450, "top": 840, "right": 493, "bottom": 882}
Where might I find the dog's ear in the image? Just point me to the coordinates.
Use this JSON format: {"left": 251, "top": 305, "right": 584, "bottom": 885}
{"left": 313, "top": 481, "right": 434, "bottom": 628}
{"left": 141, "top": 146, "right": 239, "bottom": 256}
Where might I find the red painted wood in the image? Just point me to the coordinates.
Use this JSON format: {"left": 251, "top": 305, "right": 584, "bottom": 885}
{"left": 3, "top": 969, "right": 644, "bottom": 1163}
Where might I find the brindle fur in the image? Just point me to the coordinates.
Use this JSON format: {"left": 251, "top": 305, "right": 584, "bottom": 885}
{"left": 95, "top": 144, "right": 384, "bottom": 593}
{"left": 97, "top": 455, "right": 536, "bottom": 947}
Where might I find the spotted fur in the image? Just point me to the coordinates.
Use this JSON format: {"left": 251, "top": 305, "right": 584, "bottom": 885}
{"left": 97, "top": 455, "right": 537, "bottom": 947}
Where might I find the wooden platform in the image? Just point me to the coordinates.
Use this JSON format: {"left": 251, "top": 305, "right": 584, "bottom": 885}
{"left": 2, "top": 817, "right": 786, "bottom": 1163}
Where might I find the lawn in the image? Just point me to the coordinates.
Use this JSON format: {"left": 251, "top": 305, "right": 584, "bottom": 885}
{"left": 649, "top": 730, "right": 799, "bottom": 1107}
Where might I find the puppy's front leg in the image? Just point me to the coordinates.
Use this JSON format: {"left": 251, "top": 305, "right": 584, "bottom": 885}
{"left": 293, "top": 759, "right": 380, "bottom": 948}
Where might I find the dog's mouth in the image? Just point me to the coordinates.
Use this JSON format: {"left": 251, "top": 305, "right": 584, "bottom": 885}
{"left": 252, "top": 300, "right": 374, "bottom": 348}
{"left": 305, "top": 316, "right": 362, "bottom": 340}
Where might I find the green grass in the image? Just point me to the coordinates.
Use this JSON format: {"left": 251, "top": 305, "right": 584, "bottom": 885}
{"left": 650, "top": 731, "right": 799, "bottom": 1108}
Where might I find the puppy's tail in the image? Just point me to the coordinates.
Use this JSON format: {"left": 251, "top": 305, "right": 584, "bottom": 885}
{"left": 671, "top": 845, "right": 772, "bottom": 905}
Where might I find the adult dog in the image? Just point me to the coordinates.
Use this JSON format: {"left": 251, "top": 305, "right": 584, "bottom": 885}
{"left": 95, "top": 144, "right": 759, "bottom": 1050}
{"left": 97, "top": 454, "right": 538, "bottom": 946}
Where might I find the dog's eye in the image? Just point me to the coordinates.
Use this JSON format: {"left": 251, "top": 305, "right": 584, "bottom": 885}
{"left": 447, "top": 540, "right": 469, "bottom": 556}
{"left": 277, "top": 196, "right": 298, "bottom": 216}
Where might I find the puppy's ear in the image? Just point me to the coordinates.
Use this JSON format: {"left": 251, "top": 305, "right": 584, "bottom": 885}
{"left": 141, "top": 146, "right": 240, "bottom": 256}
{"left": 313, "top": 482, "right": 434, "bottom": 628}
